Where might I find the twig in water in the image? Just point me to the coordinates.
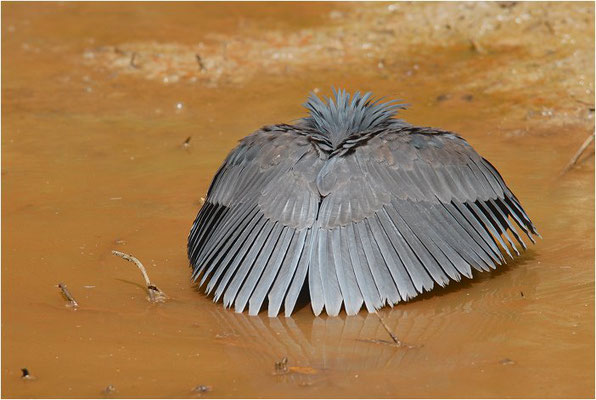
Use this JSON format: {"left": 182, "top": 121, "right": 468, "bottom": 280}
{"left": 183, "top": 136, "right": 192, "bottom": 149}
{"left": 274, "top": 357, "right": 288, "bottom": 374}
{"left": 130, "top": 52, "right": 140, "bottom": 69}
{"left": 544, "top": 20, "right": 555, "bottom": 34}
{"left": 57, "top": 282, "right": 79, "bottom": 308}
{"left": 111, "top": 250, "right": 166, "bottom": 302}
{"left": 375, "top": 311, "right": 401, "bottom": 346}
{"left": 102, "top": 384, "right": 116, "bottom": 395}
{"left": 21, "top": 368, "right": 35, "bottom": 380}
{"left": 562, "top": 131, "right": 595, "bottom": 174}
{"left": 192, "top": 385, "right": 212, "bottom": 394}
{"left": 195, "top": 54, "right": 206, "bottom": 71}
{"left": 468, "top": 38, "right": 486, "bottom": 54}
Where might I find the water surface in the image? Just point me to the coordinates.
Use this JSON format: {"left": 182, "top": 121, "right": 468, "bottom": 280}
{"left": 2, "top": 2, "right": 594, "bottom": 398}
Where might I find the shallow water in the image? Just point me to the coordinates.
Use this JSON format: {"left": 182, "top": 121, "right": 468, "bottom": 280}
{"left": 2, "top": 2, "right": 594, "bottom": 398}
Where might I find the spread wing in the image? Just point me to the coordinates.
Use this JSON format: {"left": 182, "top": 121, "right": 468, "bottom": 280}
{"left": 310, "top": 129, "right": 539, "bottom": 316}
{"left": 188, "top": 125, "right": 323, "bottom": 317}
{"left": 189, "top": 126, "right": 539, "bottom": 317}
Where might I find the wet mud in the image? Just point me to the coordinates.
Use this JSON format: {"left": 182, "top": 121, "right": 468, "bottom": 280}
{"left": 2, "top": 2, "right": 594, "bottom": 398}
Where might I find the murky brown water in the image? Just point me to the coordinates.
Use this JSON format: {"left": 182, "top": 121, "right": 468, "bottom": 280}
{"left": 2, "top": 2, "right": 594, "bottom": 398}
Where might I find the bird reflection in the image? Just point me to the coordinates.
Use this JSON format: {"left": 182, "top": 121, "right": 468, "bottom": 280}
{"left": 209, "top": 307, "right": 435, "bottom": 377}
{"left": 208, "top": 258, "right": 536, "bottom": 383}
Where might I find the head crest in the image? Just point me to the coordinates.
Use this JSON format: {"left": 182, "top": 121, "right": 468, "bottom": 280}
{"left": 302, "top": 88, "right": 408, "bottom": 146}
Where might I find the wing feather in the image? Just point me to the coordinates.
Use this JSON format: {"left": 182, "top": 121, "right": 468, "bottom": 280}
{"left": 320, "top": 229, "right": 343, "bottom": 316}
{"left": 224, "top": 220, "right": 276, "bottom": 308}
{"left": 203, "top": 206, "right": 262, "bottom": 291}
{"left": 284, "top": 229, "right": 315, "bottom": 316}
{"left": 394, "top": 200, "right": 464, "bottom": 281}
{"left": 267, "top": 229, "right": 307, "bottom": 317}
{"left": 367, "top": 215, "right": 417, "bottom": 300}
{"left": 384, "top": 203, "right": 451, "bottom": 286}
{"left": 249, "top": 227, "right": 295, "bottom": 315}
{"left": 334, "top": 228, "right": 364, "bottom": 315}
{"left": 234, "top": 223, "right": 285, "bottom": 313}
{"left": 198, "top": 204, "right": 260, "bottom": 274}
{"left": 346, "top": 224, "right": 383, "bottom": 312}
{"left": 356, "top": 221, "right": 401, "bottom": 304}
{"left": 376, "top": 207, "right": 435, "bottom": 292}
{"left": 426, "top": 204, "right": 493, "bottom": 272}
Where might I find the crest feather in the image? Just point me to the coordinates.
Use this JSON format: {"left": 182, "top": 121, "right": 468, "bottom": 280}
{"left": 302, "top": 88, "right": 408, "bottom": 147}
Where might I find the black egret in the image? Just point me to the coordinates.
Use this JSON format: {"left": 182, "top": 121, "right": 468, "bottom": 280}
{"left": 188, "top": 89, "right": 539, "bottom": 317}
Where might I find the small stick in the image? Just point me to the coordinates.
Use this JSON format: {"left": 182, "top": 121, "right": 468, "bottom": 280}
{"left": 544, "top": 20, "right": 555, "bottom": 35}
{"left": 130, "top": 52, "right": 140, "bottom": 69}
{"left": 111, "top": 250, "right": 166, "bottom": 302}
{"left": 375, "top": 312, "right": 401, "bottom": 346}
{"left": 102, "top": 384, "right": 116, "bottom": 395}
{"left": 562, "top": 131, "right": 595, "bottom": 174}
{"left": 57, "top": 282, "right": 79, "bottom": 308}
{"left": 191, "top": 385, "right": 211, "bottom": 394}
{"left": 468, "top": 38, "right": 486, "bottom": 54}
{"left": 183, "top": 136, "right": 192, "bottom": 149}
{"left": 195, "top": 54, "right": 206, "bottom": 71}
{"left": 274, "top": 356, "right": 288, "bottom": 374}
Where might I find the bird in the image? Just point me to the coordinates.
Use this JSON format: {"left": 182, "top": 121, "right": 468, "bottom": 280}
{"left": 187, "top": 88, "right": 539, "bottom": 317}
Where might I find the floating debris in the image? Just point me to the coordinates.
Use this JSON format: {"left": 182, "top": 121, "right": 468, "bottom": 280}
{"left": 111, "top": 250, "right": 167, "bottom": 303}
{"left": 375, "top": 312, "right": 401, "bottom": 346}
{"left": 191, "top": 385, "right": 212, "bottom": 394}
{"left": 499, "top": 358, "right": 516, "bottom": 365}
{"left": 356, "top": 338, "right": 420, "bottom": 349}
{"left": 274, "top": 357, "right": 288, "bottom": 374}
{"left": 130, "top": 52, "right": 140, "bottom": 69}
{"left": 562, "top": 131, "right": 595, "bottom": 174}
{"left": 102, "top": 384, "right": 117, "bottom": 395}
{"left": 195, "top": 54, "right": 206, "bottom": 71}
{"left": 21, "top": 368, "right": 35, "bottom": 380}
{"left": 57, "top": 282, "right": 79, "bottom": 308}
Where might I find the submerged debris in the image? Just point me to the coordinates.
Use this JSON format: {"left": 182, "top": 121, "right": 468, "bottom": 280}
{"left": 195, "top": 54, "right": 206, "bottom": 71}
{"left": 129, "top": 52, "right": 140, "bottom": 69}
{"left": 102, "top": 384, "right": 117, "bottom": 395}
{"left": 562, "top": 131, "right": 595, "bottom": 174}
{"left": 274, "top": 357, "right": 289, "bottom": 374}
{"left": 111, "top": 250, "right": 166, "bottom": 303}
{"left": 21, "top": 368, "right": 35, "bottom": 380}
{"left": 57, "top": 282, "right": 79, "bottom": 308}
{"left": 191, "top": 385, "right": 212, "bottom": 395}
{"left": 375, "top": 312, "right": 401, "bottom": 346}
{"left": 356, "top": 338, "right": 420, "bottom": 349}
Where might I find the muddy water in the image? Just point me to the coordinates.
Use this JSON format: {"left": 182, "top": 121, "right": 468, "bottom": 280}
{"left": 2, "top": 2, "right": 594, "bottom": 398}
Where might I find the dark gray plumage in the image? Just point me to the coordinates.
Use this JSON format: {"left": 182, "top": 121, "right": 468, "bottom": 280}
{"left": 188, "top": 88, "right": 539, "bottom": 317}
